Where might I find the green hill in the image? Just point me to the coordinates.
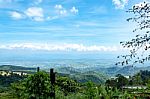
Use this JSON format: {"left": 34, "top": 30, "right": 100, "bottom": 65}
{"left": 55, "top": 67, "right": 108, "bottom": 84}
{"left": 0, "top": 65, "right": 36, "bottom": 71}
{"left": 70, "top": 71, "right": 108, "bottom": 84}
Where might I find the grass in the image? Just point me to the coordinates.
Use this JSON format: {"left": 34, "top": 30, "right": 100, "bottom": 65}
{"left": 0, "top": 92, "right": 17, "bottom": 99}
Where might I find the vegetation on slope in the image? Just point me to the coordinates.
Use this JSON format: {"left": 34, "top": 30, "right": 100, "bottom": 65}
{"left": 0, "top": 65, "right": 36, "bottom": 71}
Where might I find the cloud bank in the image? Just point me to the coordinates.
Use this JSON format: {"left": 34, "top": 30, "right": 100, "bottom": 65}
{"left": 0, "top": 43, "right": 124, "bottom": 52}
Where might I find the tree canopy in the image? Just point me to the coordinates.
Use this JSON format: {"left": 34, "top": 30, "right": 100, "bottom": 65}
{"left": 117, "top": 1, "right": 150, "bottom": 66}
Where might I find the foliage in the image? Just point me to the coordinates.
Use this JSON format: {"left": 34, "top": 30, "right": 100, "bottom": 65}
{"left": 116, "top": 74, "right": 129, "bottom": 88}
{"left": 84, "top": 81, "right": 98, "bottom": 99}
{"left": 10, "top": 71, "right": 81, "bottom": 98}
{"left": 9, "top": 71, "right": 132, "bottom": 99}
{"left": 57, "top": 67, "right": 108, "bottom": 84}
{"left": 105, "top": 74, "right": 129, "bottom": 89}
{"left": 0, "top": 65, "right": 36, "bottom": 71}
{"left": 116, "top": 1, "right": 150, "bottom": 66}
{"left": 0, "top": 92, "right": 17, "bottom": 99}
{"left": 26, "top": 71, "right": 51, "bottom": 99}
{"left": 105, "top": 79, "right": 117, "bottom": 88}
{"left": 11, "top": 71, "right": 51, "bottom": 99}
{"left": 0, "top": 73, "right": 25, "bottom": 87}
{"left": 56, "top": 76, "right": 79, "bottom": 95}
{"left": 2, "top": 70, "right": 150, "bottom": 99}
{"left": 71, "top": 71, "right": 107, "bottom": 84}
{"left": 132, "top": 70, "right": 150, "bottom": 85}
{"left": 11, "top": 81, "right": 26, "bottom": 98}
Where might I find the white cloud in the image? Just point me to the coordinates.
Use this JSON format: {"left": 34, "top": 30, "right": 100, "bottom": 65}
{"left": 70, "top": 6, "right": 78, "bottom": 14}
{"left": 9, "top": 4, "right": 79, "bottom": 21}
{"left": 34, "top": 17, "right": 44, "bottom": 21}
{"left": 54, "top": 4, "right": 68, "bottom": 16}
{"left": 46, "top": 16, "right": 59, "bottom": 21}
{"left": 134, "top": 2, "right": 148, "bottom": 8}
{"left": 25, "top": 7, "right": 43, "bottom": 17}
{"left": 55, "top": 4, "right": 63, "bottom": 9}
{"left": 9, "top": 7, "right": 45, "bottom": 21}
{"left": 59, "top": 9, "right": 67, "bottom": 15}
{"left": 25, "top": 7, "right": 44, "bottom": 21}
{"left": 10, "top": 11, "right": 24, "bottom": 20}
{"left": 0, "top": 43, "right": 125, "bottom": 52}
{"left": 54, "top": 5, "right": 79, "bottom": 16}
{"left": 34, "top": 0, "right": 42, "bottom": 5}
{"left": 112, "top": 0, "right": 128, "bottom": 9}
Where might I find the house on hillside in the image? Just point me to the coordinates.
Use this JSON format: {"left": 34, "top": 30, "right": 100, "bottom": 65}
{"left": 110, "top": 75, "right": 130, "bottom": 80}
{"left": 12, "top": 71, "right": 27, "bottom": 75}
{"left": 122, "top": 85, "right": 147, "bottom": 90}
{"left": 0, "top": 70, "right": 11, "bottom": 76}
{"left": 0, "top": 70, "right": 27, "bottom": 76}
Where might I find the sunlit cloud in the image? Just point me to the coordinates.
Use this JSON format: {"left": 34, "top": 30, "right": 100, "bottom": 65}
{"left": 112, "top": 0, "right": 128, "bottom": 9}
{"left": 59, "top": 9, "right": 67, "bottom": 16}
{"left": 25, "top": 7, "right": 44, "bottom": 21}
{"left": 70, "top": 6, "right": 78, "bottom": 14}
{"left": 54, "top": 4, "right": 78, "bottom": 16}
{"left": 9, "top": 4, "right": 79, "bottom": 21}
{"left": 54, "top": 4, "right": 68, "bottom": 16}
{"left": 34, "top": 0, "right": 42, "bottom": 5}
{"left": 0, "top": 43, "right": 125, "bottom": 52}
{"left": 55, "top": 4, "right": 63, "bottom": 10}
{"left": 10, "top": 11, "right": 24, "bottom": 20}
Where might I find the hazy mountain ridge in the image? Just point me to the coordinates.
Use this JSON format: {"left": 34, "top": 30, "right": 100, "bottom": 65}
{"left": 56, "top": 65, "right": 150, "bottom": 76}
{"left": 0, "top": 65, "right": 36, "bottom": 71}
{"left": 1, "top": 65, "right": 150, "bottom": 84}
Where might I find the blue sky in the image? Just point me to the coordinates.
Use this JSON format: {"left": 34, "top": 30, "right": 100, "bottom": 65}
{"left": 0, "top": 0, "right": 145, "bottom": 60}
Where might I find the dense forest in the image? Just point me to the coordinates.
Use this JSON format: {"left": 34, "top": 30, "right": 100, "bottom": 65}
{"left": 1, "top": 66, "right": 150, "bottom": 99}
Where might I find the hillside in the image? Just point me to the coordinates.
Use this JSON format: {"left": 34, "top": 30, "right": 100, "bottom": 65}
{"left": 70, "top": 71, "right": 108, "bottom": 84}
{"left": 1, "top": 65, "right": 150, "bottom": 84}
{"left": 0, "top": 65, "right": 36, "bottom": 71}
{"left": 56, "top": 65, "right": 150, "bottom": 77}
{"left": 56, "top": 67, "right": 108, "bottom": 84}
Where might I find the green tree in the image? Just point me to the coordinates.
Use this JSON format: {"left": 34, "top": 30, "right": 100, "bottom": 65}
{"left": 56, "top": 76, "right": 79, "bottom": 96}
{"left": 11, "top": 71, "right": 51, "bottom": 99}
{"left": 105, "top": 79, "right": 117, "bottom": 88}
{"left": 25, "top": 71, "right": 51, "bottom": 99}
{"left": 11, "top": 81, "right": 26, "bottom": 98}
{"left": 132, "top": 72, "right": 142, "bottom": 85}
{"left": 105, "top": 74, "right": 128, "bottom": 89}
{"left": 84, "top": 81, "right": 98, "bottom": 99}
{"left": 0, "top": 73, "right": 25, "bottom": 87}
{"left": 116, "top": 1, "right": 150, "bottom": 66}
{"left": 116, "top": 74, "right": 129, "bottom": 88}
{"left": 132, "top": 70, "right": 150, "bottom": 85}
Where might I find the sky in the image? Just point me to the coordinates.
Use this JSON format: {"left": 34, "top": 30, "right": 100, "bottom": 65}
{"left": 0, "top": 0, "right": 146, "bottom": 61}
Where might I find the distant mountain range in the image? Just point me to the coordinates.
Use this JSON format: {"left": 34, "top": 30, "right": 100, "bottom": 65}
{"left": 0, "top": 65, "right": 36, "bottom": 71}
{"left": 56, "top": 65, "right": 150, "bottom": 77}
{"left": 55, "top": 65, "right": 150, "bottom": 84}
{"left": 1, "top": 65, "right": 150, "bottom": 84}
